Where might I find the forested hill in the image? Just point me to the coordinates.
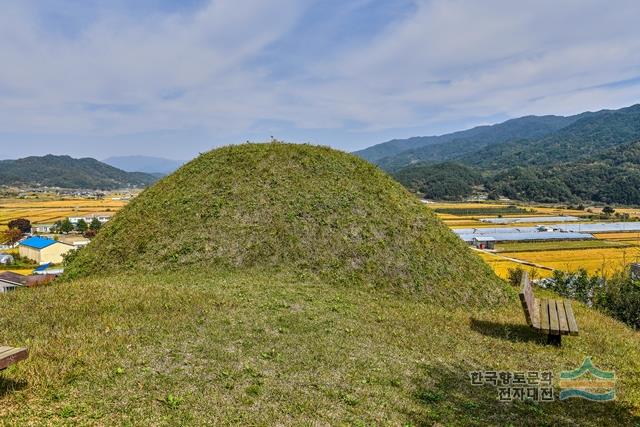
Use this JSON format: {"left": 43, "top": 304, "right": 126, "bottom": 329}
{"left": 0, "top": 155, "right": 158, "bottom": 189}
{"left": 355, "top": 113, "right": 587, "bottom": 165}
{"left": 485, "top": 140, "right": 640, "bottom": 204}
{"left": 357, "top": 104, "right": 640, "bottom": 204}
{"left": 358, "top": 104, "right": 640, "bottom": 171}
{"left": 460, "top": 104, "right": 640, "bottom": 169}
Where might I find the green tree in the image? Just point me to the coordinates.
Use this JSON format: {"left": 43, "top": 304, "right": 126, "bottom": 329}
{"left": 60, "top": 219, "right": 74, "bottom": 234}
{"left": 89, "top": 217, "right": 102, "bottom": 231}
{"left": 51, "top": 220, "right": 62, "bottom": 233}
{"left": 2, "top": 228, "right": 23, "bottom": 245}
{"left": 8, "top": 218, "right": 31, "bottom": 234}
{"left": 76, "top": 219, "right": 88, "bottom": 233}
{"left": 507, "top": 266, "right": 524, "bottom": 286}
{"left": 602, "top": 206, "right": 615, "bottom": 216}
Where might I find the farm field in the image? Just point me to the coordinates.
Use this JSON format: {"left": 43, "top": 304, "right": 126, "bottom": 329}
{"left": 0, "top": 197, "right": 128, "bottom": 229}
{"left": 434, "top": 201, "right": 640, "bottom": 279}
{"left": 431, "top": 202, "right": 594, "bottom": 230}
{"left": 594, "top": 232, "right": 640, "bottom": 241}
{"left": 495, "top": 239, "right": 630, "bottom": 252}
{"left": 501, "top": 247, "right": 640, "bottom": 277}
{"left": 1, "top": 268, "right": 36, "bottom": 275}
{"left": 475, "top": 250, "right": 552, "bottom": 279}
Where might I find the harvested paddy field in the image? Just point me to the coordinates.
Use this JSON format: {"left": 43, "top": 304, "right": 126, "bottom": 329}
{"left": 0, "top": 198, "right": 128, "bottom": 227}
{"left": 501, "top": 247, "right": 640, "bottom": 276}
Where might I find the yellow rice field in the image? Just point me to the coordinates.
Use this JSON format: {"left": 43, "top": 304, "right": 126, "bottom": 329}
{"left": 475, "top": 251, "right": 551, "bottom": 280}
{"left": 502, "top": 247, "right": 640, "bottom": 277}
{"left": 0, "top": 198, "right": 128, "bottom": 226}
{"left": 2, "top": 268, "right": 36, "bottom": 275}
{"left": 427, "top": 202, "right": 506, "bottom": 209}
{"left": 431, "top": 202, "right": 590, "bottom": 217}
{"left": 593, "top": 232, "right": 640, "bottom": 240}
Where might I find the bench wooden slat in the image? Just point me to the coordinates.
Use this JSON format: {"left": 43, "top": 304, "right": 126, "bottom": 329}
{"left": 0, "top": 346, "right": 14, "bottom": 355}
{"left": 519, "top": 273, "right": 535, "bottom": 326}
{"left": 539, "top": 299, "right": 550, "bottom": 333}
{"left": 563, "top": 300, "right": 579, "bottom": 336}
{"left": 557, "top": 300, "right": 570, "bottom": 333}
{"left": 531, "top": 298, "right": 540, "bottom": 329}
{"left": 0, "top": 347, "right": 28, "bottom": 370}
{"left": 548, "top": 299, "right": 560, "bottom": 335}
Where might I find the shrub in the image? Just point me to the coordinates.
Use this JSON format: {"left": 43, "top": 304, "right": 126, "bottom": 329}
{"left": 507, "top": 266, "right": 524, "bottom": 287}
{"left": 547, "top": 269, "right": 601, "bottom": 305}
{"left": 507, "top": 266, "right": 538, "bottom": 287}
{"left": 594, "top": 269, "right": 640, "bottom": 329}
{"left": 543, "top": 268, "right": 639, "bottom": 329}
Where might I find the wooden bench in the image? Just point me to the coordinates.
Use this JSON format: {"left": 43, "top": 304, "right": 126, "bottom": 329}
{"left": 519, "top": 272, "right": 578, "bottom": 345}
{"left": 0, "top": 346, "right": 28, "bottom": 371}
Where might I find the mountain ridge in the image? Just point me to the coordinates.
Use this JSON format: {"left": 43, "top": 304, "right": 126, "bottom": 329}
{"left": 358, "top": 103, "right": 640, "bottom": 203}
{"left": 355, "top": 112, "right": 590, "bottom": 166}
{"left": 0, "top": 154, "right": 158, "bottom": 189}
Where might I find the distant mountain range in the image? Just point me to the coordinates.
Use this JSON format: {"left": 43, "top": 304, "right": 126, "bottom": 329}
{"left": 103, "top": 155, "right": 184, "bottom": 175}
{"left": 356, "top": 114, "right": 587, "bottom": 168}
{"left": 356, "top": 104, "right": 640, "bottom": 204}
{"left": 0, "top": 155, "right": 158, "bottom": 190}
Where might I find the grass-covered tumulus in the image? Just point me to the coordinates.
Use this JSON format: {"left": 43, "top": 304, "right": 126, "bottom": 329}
{"left": 1, "top": 143, "right": 640, "bottom": 425}
{"left": 64, "top": 142, "right": 507, "bottom": 306}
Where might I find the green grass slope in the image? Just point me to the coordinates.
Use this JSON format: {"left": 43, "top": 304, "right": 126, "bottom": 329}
{"left": 1, "top": 271, "right": 639, "bottom": 425}
{"left": 65, "top": 142, "right": 507, "bottom": 307}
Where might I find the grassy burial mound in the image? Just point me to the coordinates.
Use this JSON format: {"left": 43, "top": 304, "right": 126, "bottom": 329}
{"left": 64, "top": 142, "right": 507, "bottom": 306}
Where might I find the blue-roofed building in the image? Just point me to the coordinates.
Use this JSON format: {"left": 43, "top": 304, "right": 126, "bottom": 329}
{"left": 19, "top": 236, "right": 74, "bottom": 264}
{"left": 20, "top": 236, "right": 57, "bottom": 250}
{"left": 33, "top": 263, "right": 65, "bottom": 275}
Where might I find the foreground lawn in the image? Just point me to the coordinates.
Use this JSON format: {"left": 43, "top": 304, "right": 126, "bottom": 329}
{"left": 1, "top": 271, "right": 639, "bottom": 425}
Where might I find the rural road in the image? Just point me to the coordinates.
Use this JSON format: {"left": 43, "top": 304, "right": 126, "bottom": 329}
{"left": 472, "top": 248, "right": 554, "bottom": 271}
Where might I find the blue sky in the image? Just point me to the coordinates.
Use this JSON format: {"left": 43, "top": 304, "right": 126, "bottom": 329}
{"left": 1, "top": 0, "right": 640, "bottom": 160}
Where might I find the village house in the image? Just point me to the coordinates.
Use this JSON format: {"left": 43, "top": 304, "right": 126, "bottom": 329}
{"left": 33, "top": 223, "right": 55, "bottom": 233}
{"left": 18, "top": 236, "right": 75, "bottom": 264}
{"left": 0, "top": 272, "right": 28, "bottom": 293}
{"left": 0, "top": 271, "right": 56, "bottom": 293}
{"left": 68, "top": 212, "right": 113, "bottom": 225}
{"left": 473, "top": 236, "right": 496, "bottom": 250}
{"left": 58, "top": 235, "right": 91, "bottom": 248}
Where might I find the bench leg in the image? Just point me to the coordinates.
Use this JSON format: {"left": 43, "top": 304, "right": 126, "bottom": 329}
{"left": 547, "top": 334, "right": 561, "bottom": 346}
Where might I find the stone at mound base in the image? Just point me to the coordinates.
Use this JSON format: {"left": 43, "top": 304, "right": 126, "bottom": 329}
{"left": 65, "top": 142, "right": 509, "bottom": 307}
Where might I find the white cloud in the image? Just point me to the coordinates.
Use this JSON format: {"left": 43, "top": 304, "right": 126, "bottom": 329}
{"left": 1, "top": 0, "right": 640, "bottom": 156}
{"left": 0, "top": 0, "right": 304, "bottom": 135}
